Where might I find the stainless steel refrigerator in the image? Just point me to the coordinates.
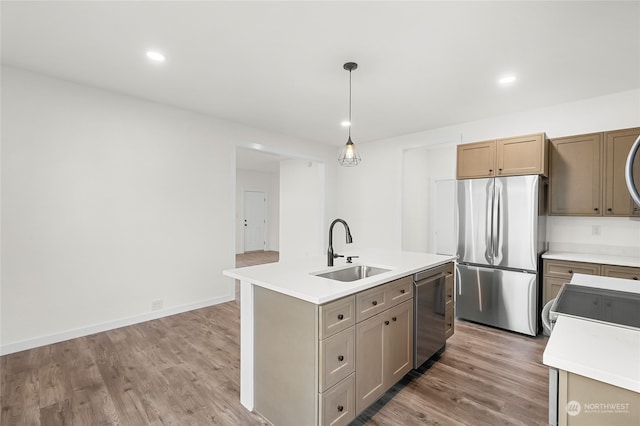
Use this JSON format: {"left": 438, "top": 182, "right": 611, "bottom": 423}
{"left": 456, "top": 175, "right": 546, "bottom": 336}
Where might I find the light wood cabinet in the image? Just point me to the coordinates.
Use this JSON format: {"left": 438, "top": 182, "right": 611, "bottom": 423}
{"left": 549, "top": 133, "right": 602, "bottom": 215}
{"left": 549, "top": 127, "right": 640, "bottom": 217}
{"left": 456, "top": 140, "right": 496, "bottom": 178}
{"left": 601, "top": 265, "right": 640, "bottom": 281}
{"left": 355, "top": 299, "right": 413, "bottom": 414}
{"left": 497, "top": 133, "right": 548, "bottom": 176}
{"left": 542, "top": 259, "right": 640, "bottom": 305}
{"left": 542, "top": 259, "right": 601, "bottom": 305}
{"left": 604, "top": 128, "right": 640, "bottom": 216}
{"left": 456, "top": 133, "right": 547, "bottom": 179}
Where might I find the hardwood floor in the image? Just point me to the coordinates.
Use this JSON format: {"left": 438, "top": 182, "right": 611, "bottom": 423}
{"left": 1, "top": 251, "right": 549, "bottom": 426}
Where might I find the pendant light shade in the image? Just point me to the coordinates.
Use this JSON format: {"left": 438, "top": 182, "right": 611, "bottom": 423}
{"left": 338, "top": 62, "right": 361, "bottom": 167}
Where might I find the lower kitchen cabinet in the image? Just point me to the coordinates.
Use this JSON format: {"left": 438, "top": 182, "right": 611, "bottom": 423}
{"left": 556, "top": 370, "right": 640, "bottom": 426}
{"left": 355, "top": 299, "right": 413, "bottom": 413}
{"left": 542, "top": 259, "right": 601, "bottom": 305}
{"left": 252, "top": 275, "right": 415, "bottom": 426}
{"left": 543, "top": 259, "right": 640, "bottom": 305}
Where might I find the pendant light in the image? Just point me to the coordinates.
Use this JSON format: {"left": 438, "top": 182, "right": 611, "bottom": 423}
{"left": 338, "top": 62, "right": 362, "bottom": 167}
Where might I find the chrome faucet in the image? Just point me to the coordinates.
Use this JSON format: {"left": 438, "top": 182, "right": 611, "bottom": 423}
{"left": 327, "top": 219, "right": 353, "bottom": 266}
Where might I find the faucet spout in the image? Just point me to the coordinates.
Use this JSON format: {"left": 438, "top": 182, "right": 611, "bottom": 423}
{"left": 328, "top": 219, "right": 353, "bottom": 266}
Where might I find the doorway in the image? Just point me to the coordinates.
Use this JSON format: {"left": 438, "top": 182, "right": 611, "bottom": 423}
{"left": 243, "top": 190, "right": 266, "bottom": 252}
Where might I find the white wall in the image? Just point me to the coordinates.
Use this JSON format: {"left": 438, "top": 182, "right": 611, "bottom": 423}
{"left": 342, "top": 89, "right": 640, "bottom": 253}
{"left": 235, "top": 169, "right": 280, "bottom": 253}
{"left": 1, "top": 66, "right": 335, "bottom": 354}
{"left": 279, "top": 159, "right": 326, "bottom": 261}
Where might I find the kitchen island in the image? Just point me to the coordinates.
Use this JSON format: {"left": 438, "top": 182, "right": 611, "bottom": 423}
{"left": 543, "top": 273, "right": 640, "bottom": 425}
{"left": 223, "top": 248, "right": 455, "bottom": 426}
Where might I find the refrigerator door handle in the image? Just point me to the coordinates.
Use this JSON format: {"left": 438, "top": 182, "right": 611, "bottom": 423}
{"left": 485, "top": 182, "right": 494, "bottom": 264}
{"left": 494, "top": 183, "right": 504, "bottom": 263}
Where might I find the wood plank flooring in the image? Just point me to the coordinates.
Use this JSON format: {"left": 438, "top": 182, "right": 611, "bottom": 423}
{"left": 1, "top": 251, "right": 549, "bottom": 425}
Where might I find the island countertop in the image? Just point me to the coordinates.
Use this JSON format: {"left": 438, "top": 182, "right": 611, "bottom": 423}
{"left": 223, "top": 248, "right": 455, "bottom": 304}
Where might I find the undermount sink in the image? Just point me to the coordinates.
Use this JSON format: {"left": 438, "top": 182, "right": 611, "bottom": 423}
{"left": 314, "top": 265, "right": 390, "bottom": 282}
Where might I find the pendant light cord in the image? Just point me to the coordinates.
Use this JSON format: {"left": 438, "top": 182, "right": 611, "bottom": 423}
{"left": 348, "top": 68, "right": 352, "bottom": 139}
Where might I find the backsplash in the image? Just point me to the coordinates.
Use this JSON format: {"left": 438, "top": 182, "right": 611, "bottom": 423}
{"left": 547, "top": 216, "right": 640, "bottom": 257}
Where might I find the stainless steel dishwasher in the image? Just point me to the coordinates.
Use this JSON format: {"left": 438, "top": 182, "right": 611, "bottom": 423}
{"left": 413, "top": 263, "right": 449, "bottom": 369}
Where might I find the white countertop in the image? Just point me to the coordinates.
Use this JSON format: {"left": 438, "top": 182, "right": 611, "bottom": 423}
{"left": 223, "top": 248, "right": 455, "bottom": 304}
{"left": 543, "top": 273, "right": 640, "bottom": 393}
{"left": 542, "top": 251, "right": 640, "bottom": 268}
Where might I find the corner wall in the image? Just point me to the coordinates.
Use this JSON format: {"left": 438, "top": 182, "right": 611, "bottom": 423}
{"left": 0, "top": 66, "right": 333, "bottom": 354}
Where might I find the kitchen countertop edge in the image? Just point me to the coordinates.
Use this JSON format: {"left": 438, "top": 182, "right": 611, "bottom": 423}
{"left": 542, "top": 251, "right": 640, "bottom": 268}
{"left": 224, "top": 249, "right": 456, "bottom": 305}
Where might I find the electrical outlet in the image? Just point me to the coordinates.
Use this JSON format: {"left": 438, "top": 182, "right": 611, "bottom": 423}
{"left": 151, "top": 300, "right": 163, "bottom": 311}
{"left": 592, "top": 225, "right": 601, "bottom": 236}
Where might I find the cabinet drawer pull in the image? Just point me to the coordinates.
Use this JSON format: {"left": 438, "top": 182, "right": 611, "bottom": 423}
{"left": 337, "top": 314, "right": 344, "bottom": 320}
{"left": 372, "top": 300, "right": 378, "bottom": 306}
{"left": 607, "top": 208, "right": 612, "bottom": 212}
{"left": 594, "top": 208, "right": 599, "bottom": 211}
{"left": 338, "top": 355, "right": 344, "bottom": 362}
{"left": 489, "top": 169, "right": 493, "bottom": 173}
{"left": 337, "top": 405, "right": 344, "bottom": 412}
{"left": 384, "top": 320, "right": 390, "bottom": 325}
{"left": 568, "top": 270, "right": 573, "bottom": 274}
{"left": 633, "top": 277, "right": 638, "bottom": 280}
{"left": 392, "top": 317, "right": 397, "bottom": 322}
{"left": 400, "top": 289, "right": 405, "bottom": 294}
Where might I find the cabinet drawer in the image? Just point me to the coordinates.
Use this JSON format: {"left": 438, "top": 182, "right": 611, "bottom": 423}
{"left": 445, "top": 306, "right": 454, "bottom": 339}
{"left": 319, "top": 295, "right": 355, "bottom": 339}
{"left": 601, "top": 265, "right": 640, "bottom": 281}
{"left": 544, "top": 260, "right": 600, "bottom": 279}
{"left": 319, "top": 373, "right": 355, "bottom": 426}
{"left": 319, "top": 328, "right": 355, "bottom": 392}
{"left": 385, "top": 276, "right": 413, "bottom": 307}
{"left": 356, "top": 285, "right": 388, "bottom": 323}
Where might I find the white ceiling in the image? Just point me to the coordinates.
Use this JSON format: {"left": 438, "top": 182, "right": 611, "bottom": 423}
{"left": 2, "top": 1, "right": 640, "bottom": 166}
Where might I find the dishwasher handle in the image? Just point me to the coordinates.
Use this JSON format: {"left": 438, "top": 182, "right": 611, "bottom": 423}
{"left": 414, "top": 264, "right": 450, "bottom": 283}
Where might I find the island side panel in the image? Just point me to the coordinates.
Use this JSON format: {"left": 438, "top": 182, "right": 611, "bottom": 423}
{"left": 240, "top": 280, "right": 255, "bottom": 410}
{"left": 253, "top": 285, "right": 319, "bottom": 425}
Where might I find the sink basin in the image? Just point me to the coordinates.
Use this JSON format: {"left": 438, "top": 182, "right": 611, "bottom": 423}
{"left": 314, "top": 265, "right": 391, "bottom": 282}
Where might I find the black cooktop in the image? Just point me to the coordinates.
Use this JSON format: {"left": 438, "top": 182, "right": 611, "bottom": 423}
{"left": 551, "top": 284, "right": 640, "bottom": 330}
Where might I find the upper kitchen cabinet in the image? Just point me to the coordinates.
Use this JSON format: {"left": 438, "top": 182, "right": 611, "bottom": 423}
{"left": 456, "top": 140, "right": 496, "bottom": 179}
{"left": 604, "top": 127, "right": 640, "bottom": 216}
{"left": 456, "top": 133, "right": 547, "bottom": 179}
{"left": 549, "top": 127, "right": 640, "bottom": 216}
{"left": 549, "top": 133, "right": 602, "bottom": 216}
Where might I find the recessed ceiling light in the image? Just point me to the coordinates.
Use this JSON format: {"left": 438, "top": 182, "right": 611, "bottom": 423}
{"left": 146, "top": 51, "right": 166, "bottom": 62}
{"left": 341, "top": 121, "right": 351, "bottom": 127}
{"left": 499, "top": 75, "right": 516, "bottom": 85}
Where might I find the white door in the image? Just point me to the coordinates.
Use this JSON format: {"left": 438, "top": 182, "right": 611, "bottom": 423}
{"left": 244, "top": 191, "right": 266, "bottom": 252}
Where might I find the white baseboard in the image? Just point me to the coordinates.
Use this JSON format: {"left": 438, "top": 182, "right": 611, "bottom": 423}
{"left": 0, "top": 294, "right": 235, "bottom": 356}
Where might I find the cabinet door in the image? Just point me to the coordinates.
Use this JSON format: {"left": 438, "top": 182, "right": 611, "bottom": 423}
{"left": 355, "top": 315, "right": 385, "bottom": 414}
{"left": 549, "top": 133, "right": 602, "bottom": 215}
{"left": 496, "top": 133, "right": 547, "bottom": 177}
{"left": 383, "top": 300, "right": 413, "bottom": 386}
{"left": 604, "top": 128, "right": 640, "bottom": 216}
{"left": 319, "top": 374, "right": 355, "bottom": 426}
{"left": 601, "top": 265, "right": 640, "bottom": 281}
{"left": 543, "top": 276, "right": 566, "bottom": 304}
{"left": 456, "top": 140, "right": 496, "bottom": 179}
